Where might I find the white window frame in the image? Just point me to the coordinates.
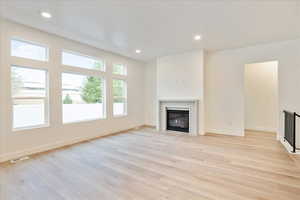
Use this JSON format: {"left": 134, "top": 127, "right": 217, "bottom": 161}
{"left": 62, "top": 50, "right": 106, "bottom": 72}
{"left": 11, "top": 38, "right": 49, "bottom": 62}
{"left": 11, "top": 66, "right": 50, "bottom": 131}
{"left": 112, "top": 78, "right": 128, "bottom": 117}
{"left": 61, "top": 71, "right": 106, "bottom": 124}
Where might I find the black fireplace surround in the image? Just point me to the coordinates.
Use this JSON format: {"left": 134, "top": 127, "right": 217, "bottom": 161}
{"left": 166, "top": 109, "right": 189, "bottom": 133}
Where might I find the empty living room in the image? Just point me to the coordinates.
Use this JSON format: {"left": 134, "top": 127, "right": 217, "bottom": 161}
{"left": 1, "top": 1, "right": 300, "bottom": 199}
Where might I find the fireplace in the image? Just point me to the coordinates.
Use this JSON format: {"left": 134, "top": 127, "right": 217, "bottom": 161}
{"left": 158, "top": 99, "right": 202, "bottom": 136}
{"left": 166, "top": 109, "right": 189, "bottom": 133}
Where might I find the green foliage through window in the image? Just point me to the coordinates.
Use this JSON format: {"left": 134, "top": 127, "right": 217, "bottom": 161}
{"left": 113, "top": 64, "right": 126, "bottom": 75}
{"left": 81, "top": 77, "right": 103, "bottom": 103}
{"left": 94, "top": 60, "right": 104, "bottom": 70}
{"left": 63, "top": 94, "right": 73, "bottom": 104}
{"left": 113, "top": 79, "right": 126, "bottom": 103}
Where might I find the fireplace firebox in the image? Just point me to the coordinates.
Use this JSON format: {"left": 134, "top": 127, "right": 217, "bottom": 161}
{"left": 166, "top": 109, "right": 189, "bottom": 133}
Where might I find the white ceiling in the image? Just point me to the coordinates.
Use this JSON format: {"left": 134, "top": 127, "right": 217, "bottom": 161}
{"left": 1, "top": 0, "right": 300, "bottom": 61}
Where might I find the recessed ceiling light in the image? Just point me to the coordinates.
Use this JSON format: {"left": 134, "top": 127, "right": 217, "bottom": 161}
{"left": 194, "top": 35, "right": 202, "bottom": 41}
{"left": 40, "top": 11, "right": 52, "bottom": 19}
{"left": 135, "top": 49, "right": 141, "bottom": 54}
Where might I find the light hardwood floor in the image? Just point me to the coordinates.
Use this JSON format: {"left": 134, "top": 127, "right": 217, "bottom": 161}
{"left": 1, "top": 128, "right": 300, "bottom": 200}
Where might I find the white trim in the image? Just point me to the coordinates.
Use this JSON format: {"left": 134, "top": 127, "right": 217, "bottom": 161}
{"left": 10, "top": 57, "right": 51, "bottom": 69}
{"left": 245, "top": 126, "right": 277, "bottom": 133}
{"left": 280, "top": 138, "right": 300, "bottom": 154}
{"left": 158, "top": 98, "right": 200, "bottom": 102}
{"left": 13, "top": 124, "right": 50, "bottom": 132}
{"left": 205, "top": 128, "right": 244, "bottom": 136}
{"left": 61, "top": 65, "right": 106, "bottom": 77}
{"left": 61, "top": 70, "right": 105, "bottom": 79}
{"left": 12, "top": 96, "right": 48, "bottom": 100}
{"left": 11, "top": 66, "right": 49, "bottom": 131}
{"left": 113, "top": 114, "right": 128, "bottom": 118}
{"left": 63, "top": 117, "right": 106, "bottom": 125}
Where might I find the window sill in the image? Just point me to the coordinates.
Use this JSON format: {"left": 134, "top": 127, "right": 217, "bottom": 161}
{"left": 113, "top": 114, "right": 128, "bottom": 118}
{"left": 63, "top": 117, "right": 106, "bottom": 125}
{"left": 62, "top": 64, "right": 105, "bottom": 72}
{"left": 13, "top": 124, "right": 50, "bottom": 132}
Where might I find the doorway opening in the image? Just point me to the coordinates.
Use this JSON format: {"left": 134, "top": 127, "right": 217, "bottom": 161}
{"left": 244, "top": 61, "right": 279, "bottom": 137}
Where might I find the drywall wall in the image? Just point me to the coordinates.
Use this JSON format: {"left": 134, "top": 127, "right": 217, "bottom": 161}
{"left": 156, "top": 50, "right": 205, "bottom": 134}
{"left": 144, "top": 60, "right": 157, "bottom": 126}
{"left": 145, "top": 50, "right": 205, "bottom": 126}
{"left": 244, "top": 61, "right": 278, "bottom": 132}
{"left": 0, "top": 19, "right": 146, "bottom": 162}
{"left": 157, "top": 50, "right": 204, "bottom": 99}
{"left": 205, "top": 39, "right": 300, "bottom": 140}
{"left": 0, "top": 18, "right": 5, "bottom": 158}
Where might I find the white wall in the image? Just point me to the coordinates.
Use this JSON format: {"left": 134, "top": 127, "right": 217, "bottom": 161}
{"left": 144, "top": 51, "right": 205, "bottom": 126}
{"left": 157, "top": 50, "right": 204, "bottom": 99}
{"left": 144, "top": 60, "right": 157, "bottom": 126}
{"left": 244, "top": 61, "right": 278, "bottom": 132}
{"left": 205, "top": 39, "right": 300, "bottom": 139}
{"left": 144, "top": 38, "right": 300, "bottom": 145}
{"left": 0, "top": 18, "right": 5, "bottom": 161}
{"left": 156, "top": 50, "right": 205, "bottom": 134}
{"left": 0, "top": 19, "right": 146, "bottom": 162}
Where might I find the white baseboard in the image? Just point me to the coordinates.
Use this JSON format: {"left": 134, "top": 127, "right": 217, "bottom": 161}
{"left": 0, "top": 125, "right": 143, "bottom": 163}
{"left": 143, "top": 124, "right": 156, "bottom": 128}
{"left": 245, "top": 126, "right": 276, "bottom": 133}
{"left": 205, "top": 128, "right": 244, "bottom": 136}
{"left": 280, "top": 137, "right": 300, "bottom": 154}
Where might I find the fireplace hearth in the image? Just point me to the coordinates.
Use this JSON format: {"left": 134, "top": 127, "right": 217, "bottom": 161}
{"left": 167, "top": 110, "right": 189, "bottom": 133}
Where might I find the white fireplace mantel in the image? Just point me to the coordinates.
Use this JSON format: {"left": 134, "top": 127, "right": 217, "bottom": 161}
{"left": 158, "top": 98, "right": 200, "bottom": 102}
{"left": 157, "top": 98, "right": 202, "bottom": 136}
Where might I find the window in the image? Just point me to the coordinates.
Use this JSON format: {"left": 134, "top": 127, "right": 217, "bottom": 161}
{"left": 112, "top": 79, "right": 127, "bottom": 116}
{"left": 11, "top": 66, "right": 48, "bottom": 129}
{"left": 11, "top": 39, "right": 48, "bottom": 61}
{"left": 113, "top": 64, "right": 127, "bottom": 75}
{"left": 62, "top": 51, "right": 105, "bottom": 71}
{"left": 62, "top": 73, "right": 105, "bottom": 123}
